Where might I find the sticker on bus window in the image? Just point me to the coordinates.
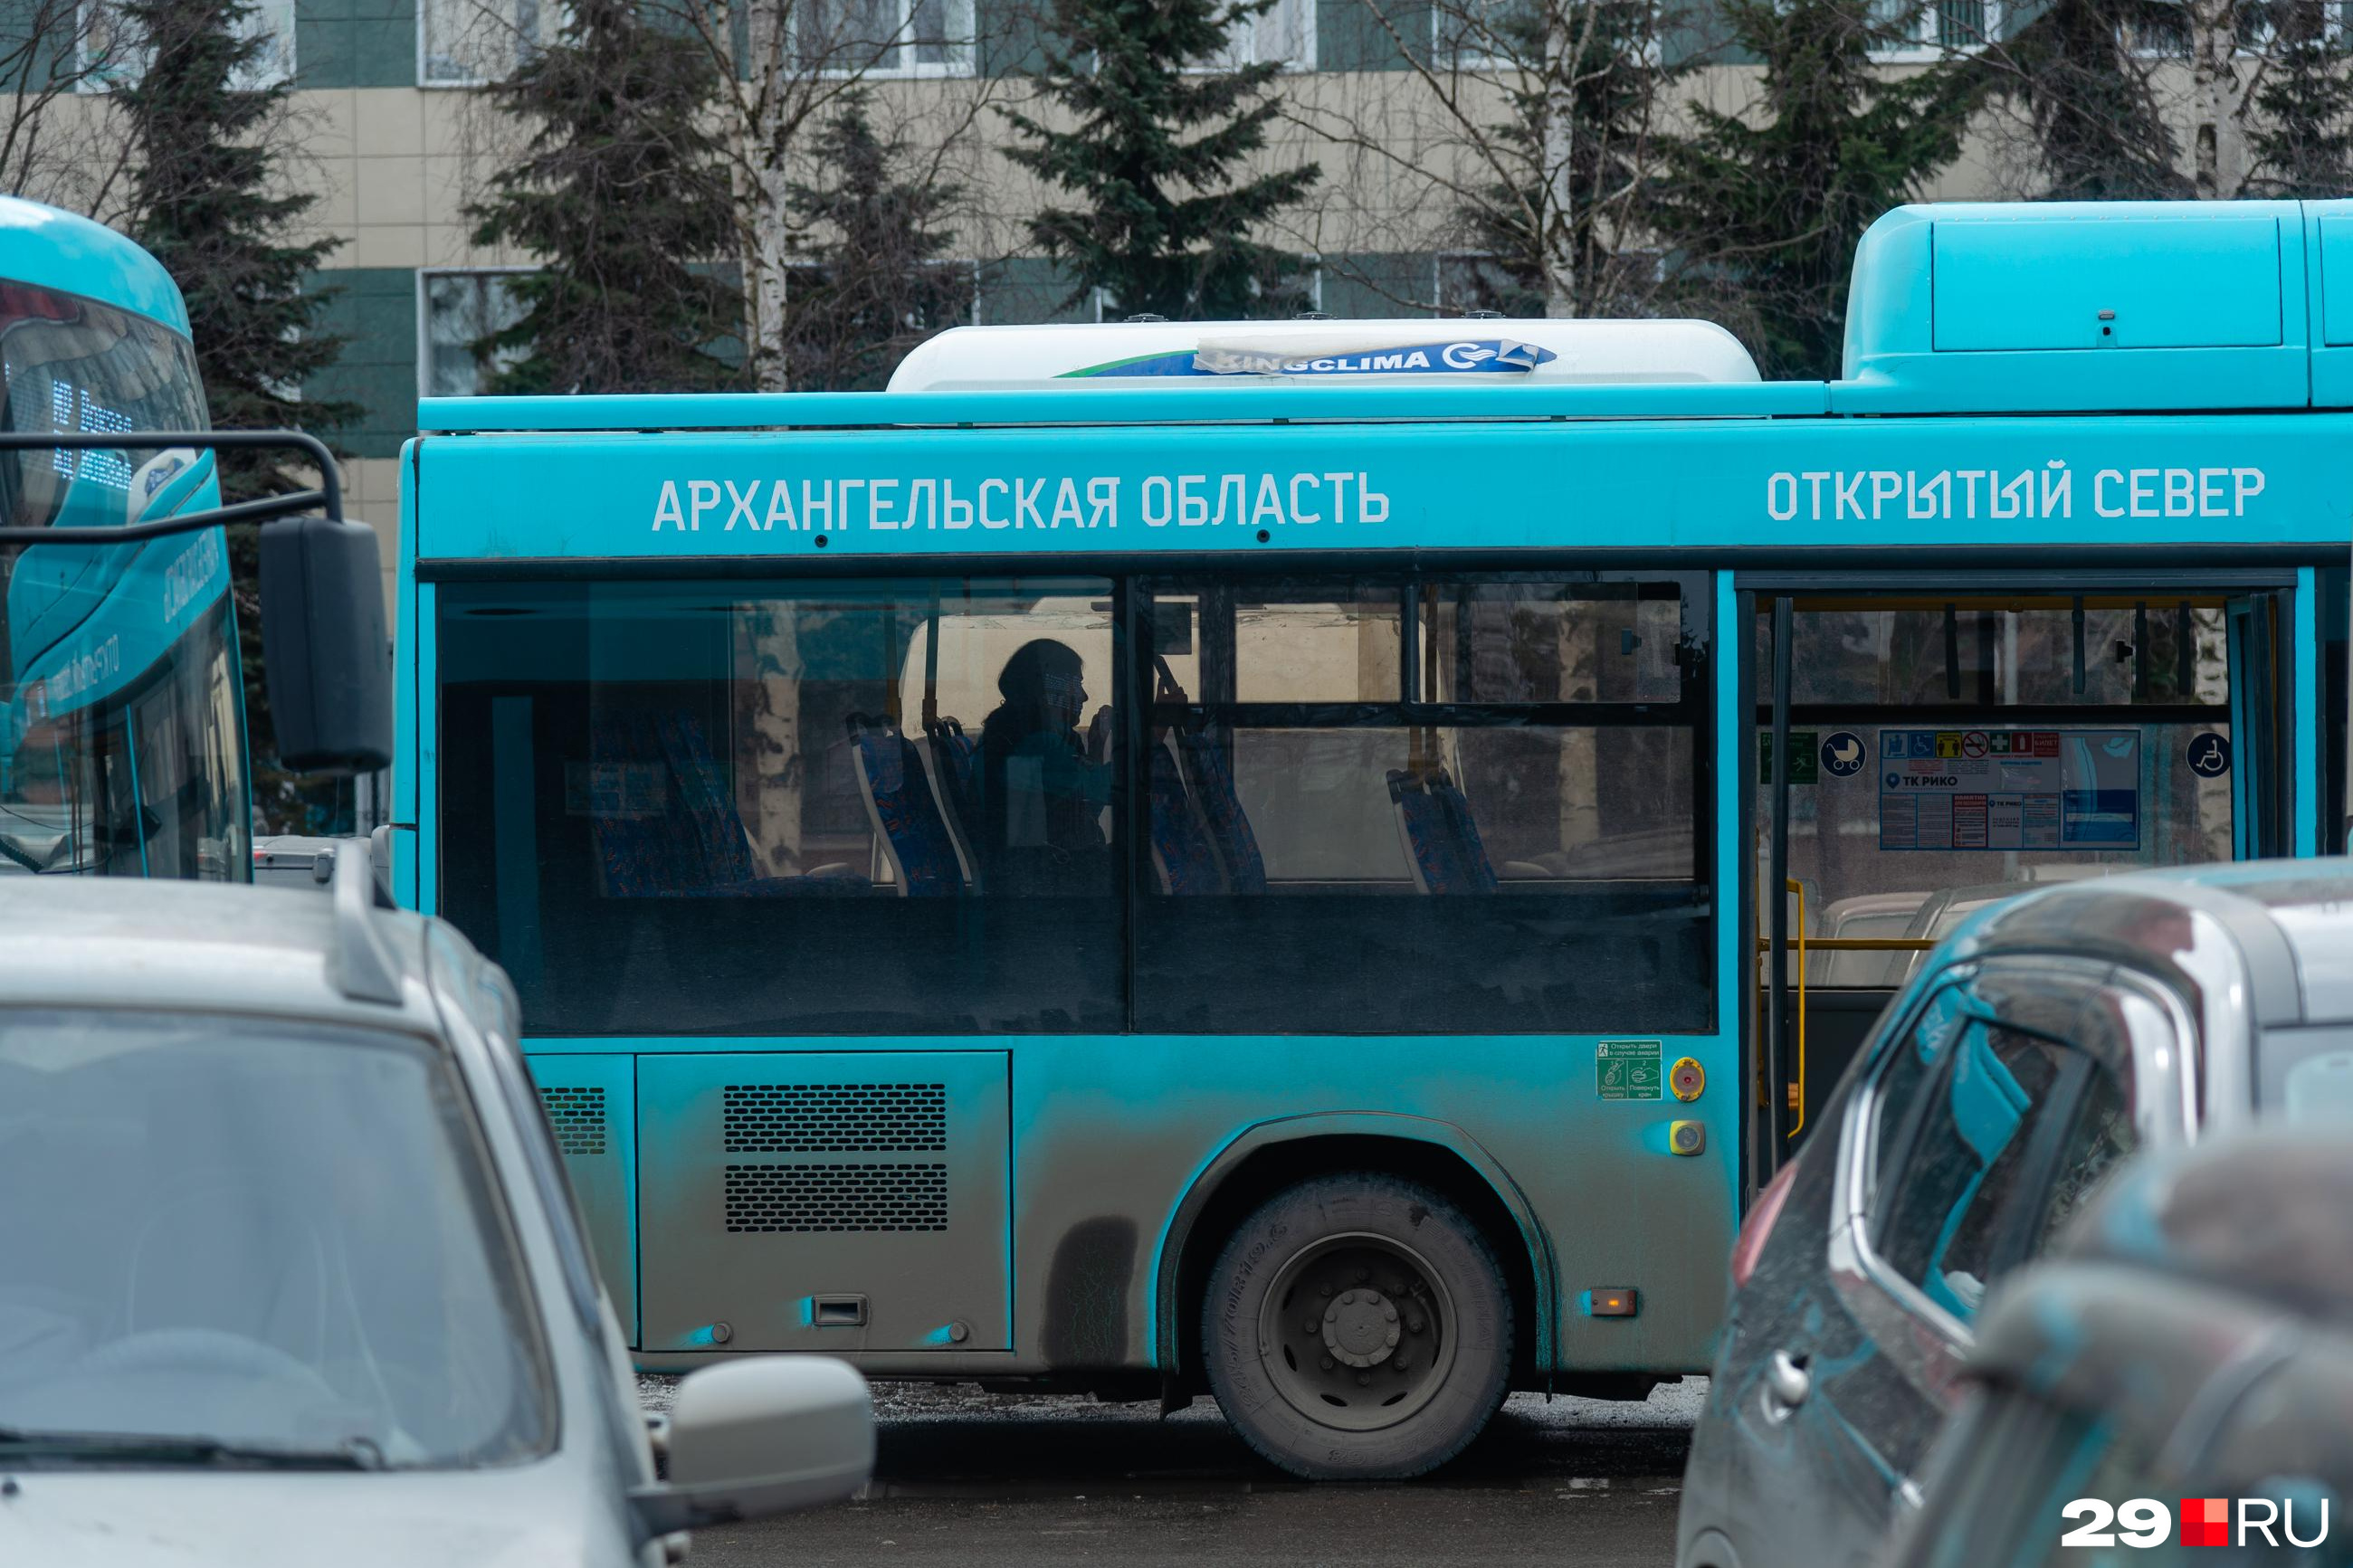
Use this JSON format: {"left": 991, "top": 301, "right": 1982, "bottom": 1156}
{"left": 1596, "top": 1040, "right": 1663, "bottom": 1100}
{"left": 1876, "top": 729, "right": 2140, "bottom": 851}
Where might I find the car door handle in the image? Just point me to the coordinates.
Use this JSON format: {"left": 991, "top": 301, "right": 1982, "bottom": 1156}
{"left": 1764, "top": 1350, "right": 1812, "bottom": 1414}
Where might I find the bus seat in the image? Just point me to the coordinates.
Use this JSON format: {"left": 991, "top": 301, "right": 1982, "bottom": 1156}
{"left": 654, "top": 713, "right": 760, "bottom": 888}
{"left": 590, "top": 710, "right": 863, "bottom": 897}
{"left": 1148, "top": 735, "right": 1224, "bottom": 894}
{"left": 846, "top": 715, "right": 965, "bottom": 898}
{"left": 923, "top": 716, "right": 984, "bottom": 889}
{"left": 588, "top": 711, "right": 704, "bottom": 897}
{"left": 1426, "top": 770, "right": 1500, "bottom": 893}
{"left": 1388, "top": 768, "right": 1497, "bottom": 894}
{"left": 1174, "top": 728, "right": 1267, "bottom": 893}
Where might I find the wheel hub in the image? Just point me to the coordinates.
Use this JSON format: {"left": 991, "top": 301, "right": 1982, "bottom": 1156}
{"left": 1255, "top": 1232, "right": 1458, "bottom": 1433}
{"left": 1322, "top": 1288, "right": 1401, "bottom": 1367}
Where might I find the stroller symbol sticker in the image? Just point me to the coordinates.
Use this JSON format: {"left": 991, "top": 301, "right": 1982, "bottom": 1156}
{"left": 1819, "top": 731, "right": 1867, "bottom": 779}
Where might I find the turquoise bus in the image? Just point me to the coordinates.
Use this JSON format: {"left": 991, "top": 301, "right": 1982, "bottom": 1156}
{"left": 0, "top": 196, "right": 389, "bottom": 876}
{"left": 394, "top": 200, "right": 2352, "bottom": 1478}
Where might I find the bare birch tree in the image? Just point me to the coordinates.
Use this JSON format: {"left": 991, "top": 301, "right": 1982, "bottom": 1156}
{"left": 2186, "top": 0, "right": 2243, "bottom": 195}
{"left": 1286, "top": 0, "right": 1685, "bottom": 318}
{"left": 653, "top": 0, "right": 1008, "bottom": 390}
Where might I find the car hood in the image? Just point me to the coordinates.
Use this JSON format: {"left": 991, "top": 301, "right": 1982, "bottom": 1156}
{"left": 0, "top": 1468, "right": 640, "bottom": 1568}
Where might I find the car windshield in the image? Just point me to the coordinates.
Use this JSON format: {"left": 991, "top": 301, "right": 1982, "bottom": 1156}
{"left": 0, "top": 1009, "right": 555, "bottom": 1468}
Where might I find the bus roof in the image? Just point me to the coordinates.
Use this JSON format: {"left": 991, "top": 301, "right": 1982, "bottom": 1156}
{"left": 416, "top": 198, "right": 2353, "bottom": 434}
{"left": 0, "top": 195, "right": 191, "bottom": 335}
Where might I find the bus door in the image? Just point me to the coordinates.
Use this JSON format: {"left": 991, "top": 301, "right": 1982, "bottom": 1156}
{"left": 1746, "top": 577, "right": 2289, "bottom": 1167}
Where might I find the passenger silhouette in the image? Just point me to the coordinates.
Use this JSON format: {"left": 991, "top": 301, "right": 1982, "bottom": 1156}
{"left": 978, "top": 639, "right": 1112, "bottom": 894}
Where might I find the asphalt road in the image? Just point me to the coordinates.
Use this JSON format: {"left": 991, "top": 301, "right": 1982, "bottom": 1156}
{"left": 650, "top": 1377, "right": 1701, "bottom": 1567}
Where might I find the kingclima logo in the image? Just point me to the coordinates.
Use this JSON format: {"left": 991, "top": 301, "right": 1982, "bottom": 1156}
{"left": 1071, "top": 339, "right": 1561, "bottom": 378}
{"left": 2059, "top": 1497, "right": 2332, "bottom": 1550}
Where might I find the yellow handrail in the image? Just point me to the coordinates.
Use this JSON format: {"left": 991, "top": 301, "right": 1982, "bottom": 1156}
{"left": 1786, "top": 879, "right": 1805, "bottom": 1138}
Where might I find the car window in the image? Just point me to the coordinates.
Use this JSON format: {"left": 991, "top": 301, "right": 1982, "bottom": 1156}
{"left": 1868, "top": 983, "right": 1972, "bottom": 1193}
{"left": 1872, "top": 1011, "right": 2138, "bottom": 1324}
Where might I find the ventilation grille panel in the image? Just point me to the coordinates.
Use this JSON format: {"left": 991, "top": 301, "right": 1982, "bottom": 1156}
{"left": 725, "top": 1163, "right": 948, "bottom": 1232}
{"left": 539, "top": 1087, "right": 606, "bottom": 1156}
{"left": 723, "top": 1083, "right": 947, "bottom": 1154}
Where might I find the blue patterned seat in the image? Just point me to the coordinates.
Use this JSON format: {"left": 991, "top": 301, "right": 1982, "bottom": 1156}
{"left": 925, "top": 716, "right": 984, "bottom": 889}
{"left": 1176, "top": 728, "right": 1266, "bottom": 894}
{"left": 848, "top": 714, "right": 966, "bottom": 898}
{"left": 1148, "top": 736, "right": 1224, "bottom": 894}
{"left": 1387, "top": 766, "right": 1498, "bottom": 895}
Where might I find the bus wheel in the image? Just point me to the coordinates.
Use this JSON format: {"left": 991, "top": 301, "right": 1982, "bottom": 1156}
{"left": 1201, "top": 1174, "right": 1512, "bottom": 1479}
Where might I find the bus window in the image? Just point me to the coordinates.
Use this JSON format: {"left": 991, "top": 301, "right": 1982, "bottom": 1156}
{"left": 1137, "top": 574, "right": 1710, "bottom": 1035}
{"left": 435, "top": 578, "right": 1122, "bottom": 1037}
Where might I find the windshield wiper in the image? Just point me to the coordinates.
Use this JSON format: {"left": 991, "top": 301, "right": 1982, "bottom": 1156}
{"left": 0, "top": 1426, "right": 384, "bottom": 1469}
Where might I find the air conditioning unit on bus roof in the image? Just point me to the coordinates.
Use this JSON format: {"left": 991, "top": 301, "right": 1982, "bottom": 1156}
{"left": 885, "top": 318, "right": 1761, "bottom": 391}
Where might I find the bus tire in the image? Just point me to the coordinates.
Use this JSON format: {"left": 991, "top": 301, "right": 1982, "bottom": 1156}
{"left": 1201, "top": 1173, "right": 1512, "bottom": 1479}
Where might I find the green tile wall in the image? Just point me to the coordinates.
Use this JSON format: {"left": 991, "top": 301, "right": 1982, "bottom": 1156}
{"left": 308, "top": 268, "right": 417, "bottom": 459}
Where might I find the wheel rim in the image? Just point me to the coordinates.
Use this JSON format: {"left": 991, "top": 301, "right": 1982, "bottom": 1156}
{"left": 1254, "top": 1230, "right": 1459, "bottom": 1433}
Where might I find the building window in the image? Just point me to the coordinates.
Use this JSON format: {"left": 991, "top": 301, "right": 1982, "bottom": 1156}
{"left": 420, "top": 0, "right": 559, "bottom": 86}
{"left": 420, "top": 271, "right": 531, "bottom": 397}
{"left": 1433, "top": 0, "right": 1527, "bottom": 69}
{"left": 799, "top": 0, "right": 976, "bottom": 76}
{"left": 1868, "top": 0, "right": 2000, "bottom": 57}
{"left": 1195, "top": 0, "right": 1314, "bottom": 69}
{"left": 77, "top": 0, "right": 294, "bottom": 91}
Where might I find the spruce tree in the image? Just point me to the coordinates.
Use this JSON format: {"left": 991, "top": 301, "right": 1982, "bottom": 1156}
{"left": 115, "top": 0, "right": 359, "bottom": 833}
{"left": 468, "top": 0, "right": 741, "bottom": 394}
{"left": 2245, "top": 0, "right": 2353, "bottom": 197}
{"left": 1996, "top": 0, "right": 2188, "bottom": 199}
{"left": 786, "top": 95, "right": 971, "bottom": 391}
{"left": 1003, "top": 0, "right": 1322, "bottom": 319}
{"left": 1649, "top": 0, "right": 1977, "bottom": 379}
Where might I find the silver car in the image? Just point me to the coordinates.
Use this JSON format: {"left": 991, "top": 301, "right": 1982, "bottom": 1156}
{"left": 1678, "top": 860, "right": 2353, "bottom": 1568}
{"left": 0, "top": 845, "right": 872, "bottom": 1565}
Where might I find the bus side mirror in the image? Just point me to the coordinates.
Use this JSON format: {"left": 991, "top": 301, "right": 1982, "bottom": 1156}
{"left": 258, "top": 516, "right": 392, "bottom": 774}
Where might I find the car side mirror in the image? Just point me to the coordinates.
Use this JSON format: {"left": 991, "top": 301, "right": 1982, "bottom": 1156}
{"left": 629, "top": 1357, "right": 873, "bottom": 1542}
{"left": 257, "top": 516, "right": 391, "bottom": 774}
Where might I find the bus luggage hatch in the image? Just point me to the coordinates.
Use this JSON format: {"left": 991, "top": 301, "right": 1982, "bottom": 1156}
{"left": 636, "top": 1051, "right": 1011, "bottom": 1353}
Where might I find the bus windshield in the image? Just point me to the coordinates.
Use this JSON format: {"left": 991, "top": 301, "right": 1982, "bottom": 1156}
{"left": 0, "top": 276, "right": 248, "bottom": 879}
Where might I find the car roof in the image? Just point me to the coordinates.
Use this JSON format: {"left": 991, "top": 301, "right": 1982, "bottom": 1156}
{"left": 0, "top": 870, "right": 448, "bottom": 1036}
{"left": 1944, "top": 858, "right": 2353, "bottom": 1029}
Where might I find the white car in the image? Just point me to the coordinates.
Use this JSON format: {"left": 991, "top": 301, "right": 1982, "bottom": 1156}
{"left": 0, "top": 844, "right": 872, "bottom": 1565}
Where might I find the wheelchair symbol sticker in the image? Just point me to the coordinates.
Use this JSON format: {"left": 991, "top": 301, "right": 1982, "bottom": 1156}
{"left": 1820, "top": 731, "right": 1867, "bottom": 779}
{"left": 2186, "top": 734, "right": 2232, "bottom": 779}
